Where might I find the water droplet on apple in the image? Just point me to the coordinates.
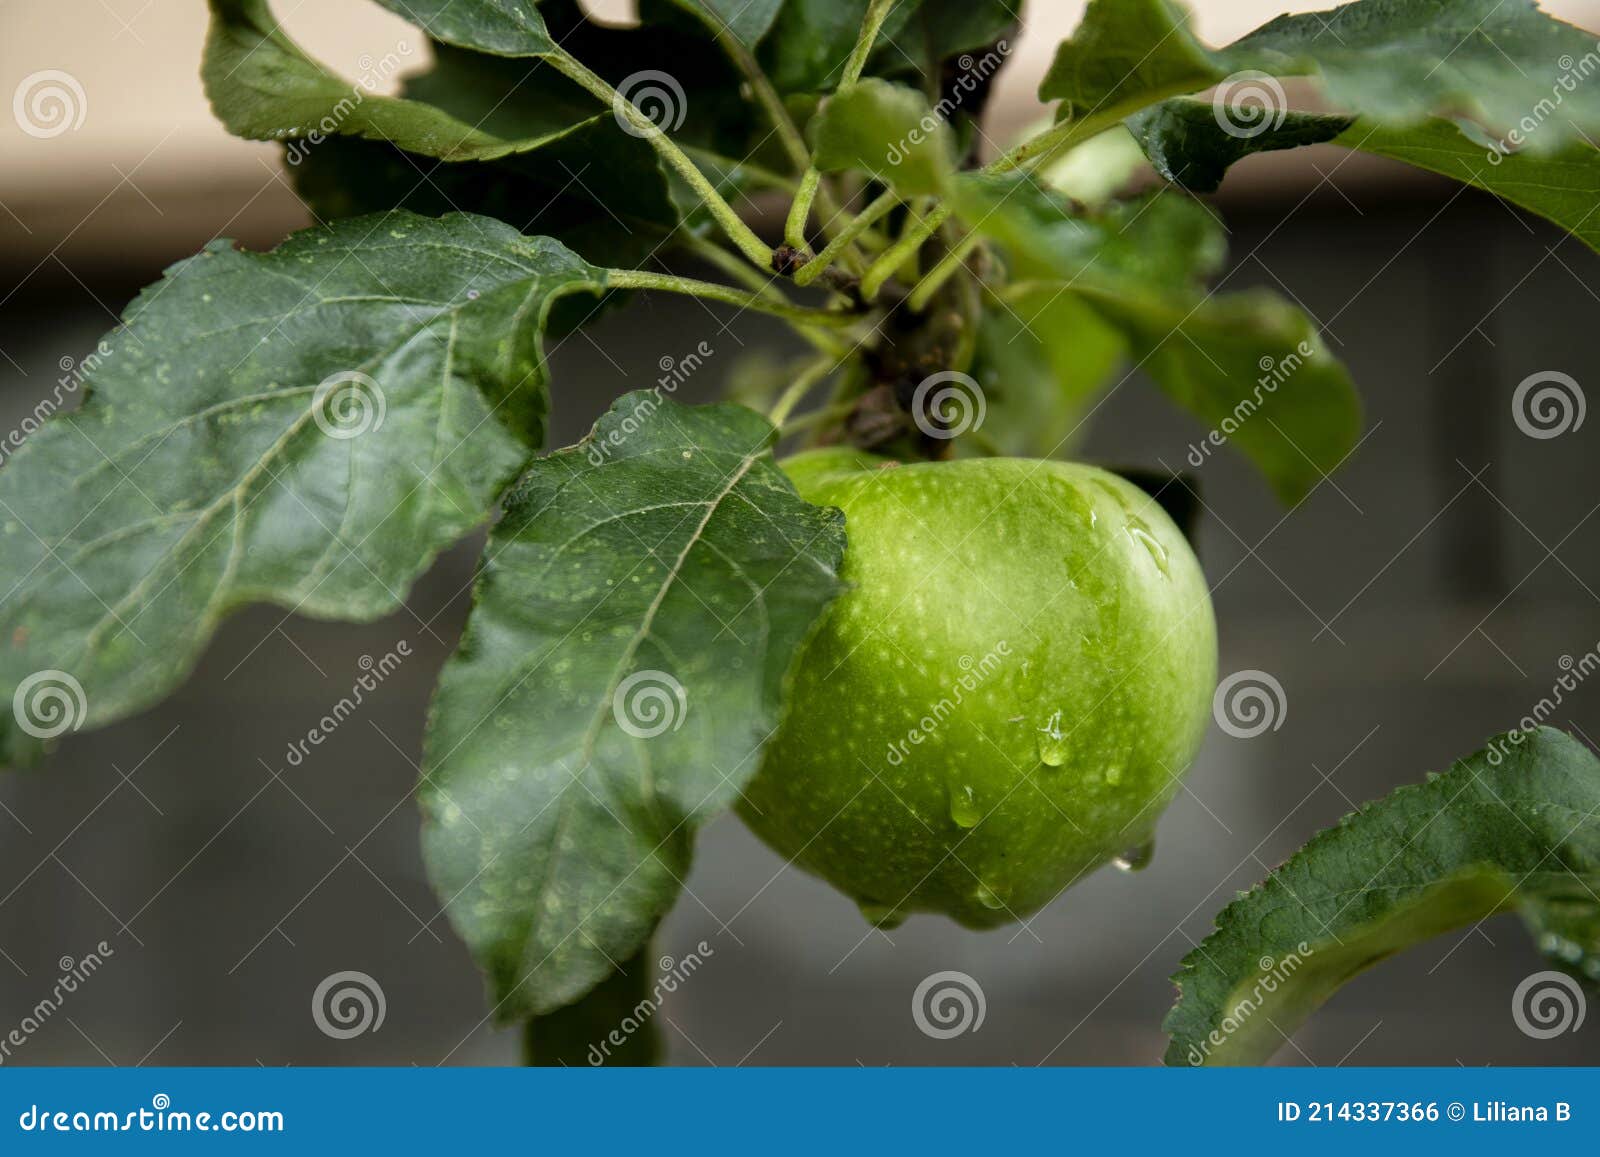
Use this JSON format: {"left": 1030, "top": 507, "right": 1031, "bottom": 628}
{"left": 858, "top": 902, "right": 906, "bottom": 929}
{"left": 973, "top": 882, "right": 1006, "bottom": 910}
{"left": 1113, "top": 839, "right": 1155, "bottom": 872}
{"left": 948, "top": 783, "right": 982, "bottom": 828}
{"left": 1036, "top": 710, "right": 1069, "bottom": 766}
{"left": 1124, "top": 523, "right": 1171, "bottom": 577}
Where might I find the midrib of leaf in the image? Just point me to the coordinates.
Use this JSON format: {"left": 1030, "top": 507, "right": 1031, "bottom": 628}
{"left": 435, "top": 446, "right": 761, "bottom": 953}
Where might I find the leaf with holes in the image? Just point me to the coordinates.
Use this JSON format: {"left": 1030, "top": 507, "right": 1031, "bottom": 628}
{"left": 420, "top": 393, "right": 846, "bottom": 1020}
{"left": 0, "top": 211, "right": 607, "bottom": 765}
{"left": 1166, "top": 727, "right": 1600, "bottom": 1065}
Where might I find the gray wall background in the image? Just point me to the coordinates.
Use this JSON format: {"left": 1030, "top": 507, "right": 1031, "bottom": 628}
{"left": 1, "top": 181, "right": 1598, "bottom": 1067}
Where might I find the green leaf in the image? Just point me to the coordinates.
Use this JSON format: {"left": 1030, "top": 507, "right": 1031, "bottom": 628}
{"left": 1341, "top": 118, "right": 1600, "bottom": 257}
{"left": 421, "top": 394, "right": 847, "bottom": 1020}
{"left": 1038, "top": 0, "right": 1220, "bottom": 124}
{"left": 666, "top": 0, "right": 785, "bottom": 48}
{"left": 371, "top": 0, "right": 555, "bottom": 57}
{"left": 0, "top": 211, "right": 607, "bottom": 765}
{"left": 1085, "top": 287, "right": 1362, "bottom": 505}
{"left": 1128, "top": 100, "right": 1600, "bottom": 258}
{"left": 956, "top": 177, "right": 1360, "bottom": 503}
{"left": 1166, "top": 727, "right": 1600, "bottom": 1066}
{"left": 286, "top": 37, "right": 686, "bottom": 267}
{"left": 203, "top": 0, "right": 594, "bottom": 162}
{"left": 870, "top": 0, "right": 1021, "bottom": 93}
{"left": 971, "top": 288, "right": 1126, "bottom": 459}
{"left": 1042, "top": 0, "right": 1600, "bottom": 154}
{"left": 811, "top": 78, "right": 955, "bottom": 196}
{"left": 1128, "top": 99, "right": 1355, "bottom": 193}
{"left": 760, "top": 0, "right": 924, "bottom": 93}
{"left": 522, "top": 947, "right": 662, "bottom": 1066}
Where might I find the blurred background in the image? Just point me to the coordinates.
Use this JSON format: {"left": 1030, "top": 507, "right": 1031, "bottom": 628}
{"left": 1, "top": 0, "right": 1598, "bottom": 1066}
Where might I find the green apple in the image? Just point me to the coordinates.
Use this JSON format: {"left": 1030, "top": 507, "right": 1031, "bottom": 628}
{"left": 739, "top": 448, "right": 1217, "bottom": 929}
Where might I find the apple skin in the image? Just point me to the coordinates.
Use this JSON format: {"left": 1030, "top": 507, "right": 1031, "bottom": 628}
{"left": 738, "top": 449, "right": 1217, "bottom": 929}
